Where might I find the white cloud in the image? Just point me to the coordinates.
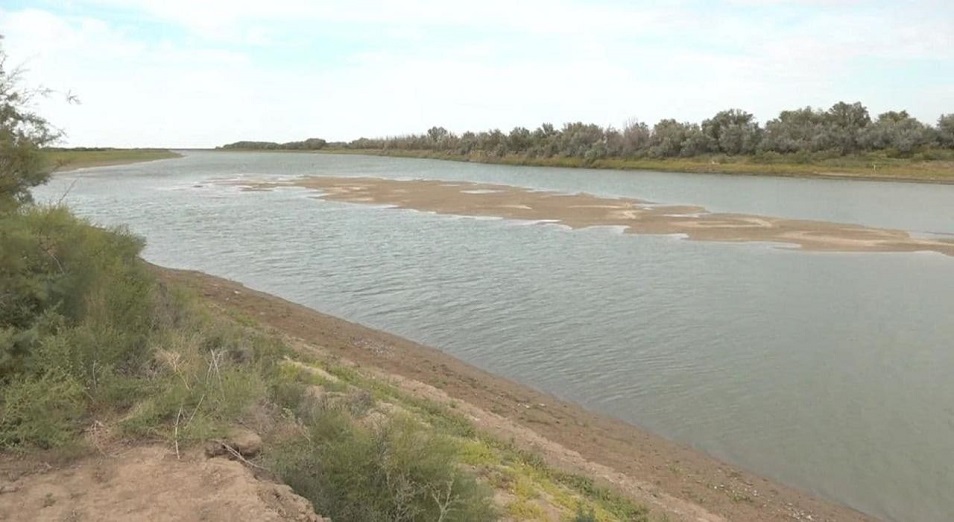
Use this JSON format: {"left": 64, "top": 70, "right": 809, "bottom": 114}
{"left": 1, "top": 1, "right": 951, "bottom": 147}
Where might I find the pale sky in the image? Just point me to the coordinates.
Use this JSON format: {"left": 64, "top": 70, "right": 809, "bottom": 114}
{"left": 1, "top": 0, "right": 952, "bottom": 148}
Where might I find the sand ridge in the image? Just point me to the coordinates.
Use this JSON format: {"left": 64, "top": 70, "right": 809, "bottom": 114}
{"left": 228, "top": 176, "right": 954, "bottom": 256}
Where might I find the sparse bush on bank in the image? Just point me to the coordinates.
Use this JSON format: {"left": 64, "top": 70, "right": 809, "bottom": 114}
{"left": 266, "top": 408, "right": 497, "bottom": 522}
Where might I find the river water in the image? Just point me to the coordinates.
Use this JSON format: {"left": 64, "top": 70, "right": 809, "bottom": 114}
{"left": 36, "top": 152, "right": 954, "bottom": 521}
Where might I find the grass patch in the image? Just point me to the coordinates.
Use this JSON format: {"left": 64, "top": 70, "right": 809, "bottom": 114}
{"left": 273, "top": 350, "right": 650, "bottom": 521}
{"left": 42, "top": 148, "right": 180, "bottom": 172}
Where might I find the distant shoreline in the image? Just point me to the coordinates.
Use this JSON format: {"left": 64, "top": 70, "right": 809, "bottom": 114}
{"left": 44, "top": 149, "right": 181, "bottom": 172}
{"left": 317, "top": 148, "right": 954, "bottom": 185}
{"left": 56, "top": 147, "right": 954, "bottom": 186}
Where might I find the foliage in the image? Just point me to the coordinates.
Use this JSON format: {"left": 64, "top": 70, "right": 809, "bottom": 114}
{"left": 0, "top": 201, "right": 168, "bottom": 444}
{"left": 218, "top": 138, "right": 327, "bottom": 151}
{"left": 0, "top": 42, "right": 267, "bottom": 447}
{"left": 0, "top": 205, "right": 284, "bottom": 448}
{"left": 336, "top": 101, "right": 953, "bottom": 162}
{"left": 266, "top": 410, "right": 497, "bottom": 522}
{"left": 0, "top": 370, "right": 84, "bottom": 448}
{"left": 0, "top": 206, "right": 150, "bottom": 375}
{"left": 0, "top": 45, "right": 59, "bottom": 211}
{"left": 936, "top": 114, "right": 954, "bottom": 148}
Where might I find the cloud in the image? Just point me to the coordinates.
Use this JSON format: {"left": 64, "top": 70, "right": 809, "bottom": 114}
{"left": 1, "top": 1, "right": 952, "bottom": 147}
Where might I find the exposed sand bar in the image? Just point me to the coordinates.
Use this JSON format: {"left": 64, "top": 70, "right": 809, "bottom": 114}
{"left": 230, "top": 176, "right": 954, "bottom": 256}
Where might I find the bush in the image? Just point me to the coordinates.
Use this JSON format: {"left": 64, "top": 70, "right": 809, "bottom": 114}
{"left": 267, "top": 410, "right": 497, "bottom": 522}
{"left": 0, "top": 205, "right": 278, "bottom": 448}
{"left": 0, "top": 206, "right": 152, "bottom": 378}
{"left": 119, "top": 324, "right": 270, "bottom": 442}
{"left": 0, "top": 370, "right": 84, "bottom": 448}
{"left": 0, "top": 205, "right": 164, "bottom": 446}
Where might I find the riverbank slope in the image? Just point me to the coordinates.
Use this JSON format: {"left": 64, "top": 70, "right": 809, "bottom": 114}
{"left": 155, "top": 266, "right": 873, "bottom": 522}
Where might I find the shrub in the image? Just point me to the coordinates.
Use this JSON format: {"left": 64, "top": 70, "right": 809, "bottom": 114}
{"left": 0, "top": 371, "right": 84, "bottom": 449}
{"left": 120, "top": 327, "right": 268, "bottom": 442}
{"left": 0, "top": 206, "right": 152, "bottom": 379}
{"left": 267, "top": 411, "right": 497, "bottom": 522}
{"left": 0, "top": 205, "right": 278, "bottom": 448}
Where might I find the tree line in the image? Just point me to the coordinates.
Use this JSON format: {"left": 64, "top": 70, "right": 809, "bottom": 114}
{"left": 219, "top": 137, "right": 327, "bottom": 151}
{"left": 344, "top": 102, "right": 954, "bottom": 161}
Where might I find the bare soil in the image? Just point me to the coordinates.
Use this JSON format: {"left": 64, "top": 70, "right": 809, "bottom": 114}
{"left": 0, "top": 445, "right": 323, "bottom": 522}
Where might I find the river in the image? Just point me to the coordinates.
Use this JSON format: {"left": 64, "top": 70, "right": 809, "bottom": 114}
{"left": 36, "top": 151, "right": 954, "bottom": 521}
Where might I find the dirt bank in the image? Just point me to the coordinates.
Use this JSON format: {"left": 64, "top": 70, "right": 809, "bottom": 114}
{"left": 0, "top": 446, "right": 324, "bottom": 521}
{"left": 156, "top": 266, "right": 874, "bottom": 522}
{"left": 229, "top": 176, "right": 954, "bottom": 257}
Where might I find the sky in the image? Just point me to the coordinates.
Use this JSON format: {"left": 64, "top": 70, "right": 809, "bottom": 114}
{"left": 1, "top": 0, "right": 952, "bottom": 148}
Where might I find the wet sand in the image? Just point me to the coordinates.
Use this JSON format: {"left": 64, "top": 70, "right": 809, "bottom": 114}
{"left": 229, "top": 176, "right": 954, "bottom": 257}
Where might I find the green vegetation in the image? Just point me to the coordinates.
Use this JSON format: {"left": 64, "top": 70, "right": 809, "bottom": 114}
{"left": 344, "top": 103, "right": 954, "bottom": 161}
{"left": 42, "top": 148, "right": 180, "bottom": 171}
{"left": 252, "top": 101, "right": 954, "bottom": 181}
{"left": 266, "top": 408, "right": 497, "bottom": 521}
{"left": 261, "top": 351, "right": 650, "bottom": 522}
{"left": 218, "top": 138, "right": 327, "bottom": 151}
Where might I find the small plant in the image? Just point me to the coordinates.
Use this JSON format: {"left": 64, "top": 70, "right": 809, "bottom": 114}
{"left": 265, "top": 411, "right": 497, "bottom": 522}
{"left": 573, "top": 504, "right": 597, "bottom": 522}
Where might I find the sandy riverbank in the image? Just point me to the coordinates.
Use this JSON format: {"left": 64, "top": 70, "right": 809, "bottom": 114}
{"left": 230, "top": 176, "right": 954, "bottom": 257}
{"left": 156, "top": 266, "right": 873, "bottom": 521}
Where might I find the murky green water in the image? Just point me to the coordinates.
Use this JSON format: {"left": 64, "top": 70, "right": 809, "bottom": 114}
{"left": 36, "top": 152, "right": 954, "bottom": 521}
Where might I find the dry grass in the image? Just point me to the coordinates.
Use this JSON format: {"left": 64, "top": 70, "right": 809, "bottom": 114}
{"left": 43, "top": 149, "right": 181, "bottom": 171}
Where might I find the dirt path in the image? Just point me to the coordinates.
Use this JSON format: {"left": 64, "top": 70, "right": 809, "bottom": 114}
{"left": 157, "top": 266, "right": 874, "bottom": 522}
{"left": 0, "top": 446, "right": 323, "bottom": 522}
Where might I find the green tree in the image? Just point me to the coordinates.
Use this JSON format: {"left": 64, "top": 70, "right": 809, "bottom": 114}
{"left": 825, "top": 101, "right": 870, "bottom": 154}
{"left": 620, "top": 119, "right": 651, "bottom": 157}
{"left": 701, "top": 109, "right": 761, "bottom": 155}
{"left": 507, "top": 126, "right": 531, "bottom": 153}
{"left": 0, "top": 43, "right": 60, "bottom": 211}
{"left": 426, "top": 126, "right": 450, "bottom": 149}
{"left": 761, "top": 106, "right": 829, "bottom": 153}
{"left": 649, "top": 119, "right": 689, "bottom": 158}
{"left": 558, "top": 122, "right": 604, "bottom": 158}
{"left": 937, "top": 114, "right": 954, "bottom": 149}
{"left": 861, "top": 110, "right": 930, "bottom": 154}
